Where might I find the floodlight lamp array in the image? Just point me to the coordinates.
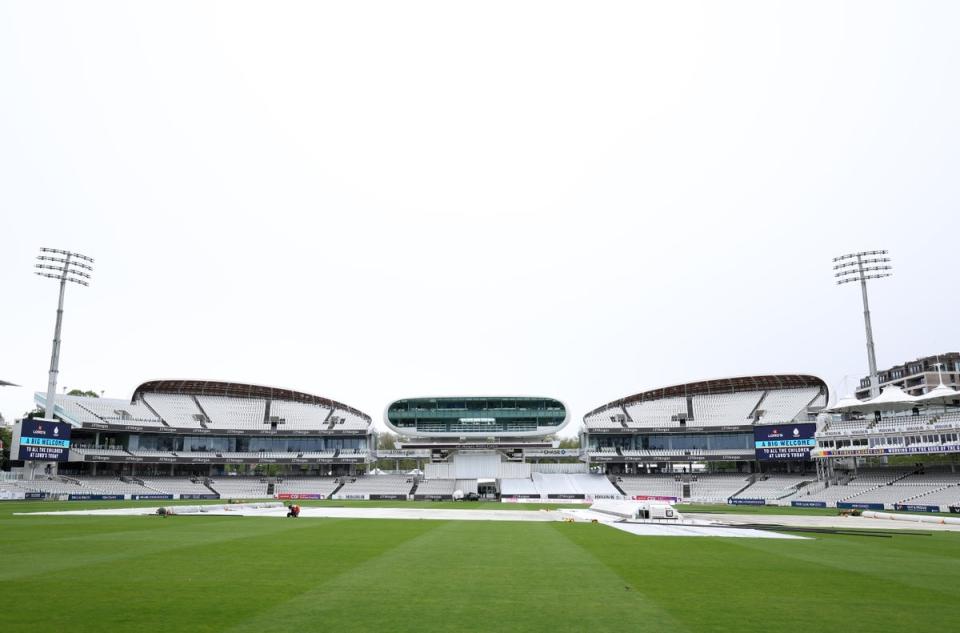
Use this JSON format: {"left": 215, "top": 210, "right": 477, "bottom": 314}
{"left": 34, "top": 248, "right": 95, "bottom": 287}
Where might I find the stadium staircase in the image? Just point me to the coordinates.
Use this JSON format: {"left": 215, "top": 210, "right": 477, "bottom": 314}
{"left": 748, "top": 392, "right": 767, "bottom": 421}
{"left": 608, "top": 477, "right": 627, "bottom": 496}
{"left": 202, "top": 478, "right": 219, "bottom": 496}
{"left": 140, "top": 399, "right": 172, "bottom": 427}
{"left": 329, "top": 480, "right": 346, "bottom": 497}
{"left": 621, "top": 405, "right": 633, "bottom": 426}
{"left": 192, "top": 397, "right": 212, "bottom": 429}
{"left": 728, "top": 475, "right": 756, "bottom": 499}
{"left": 409, "top": 480, "right": 420, "bottom": 496}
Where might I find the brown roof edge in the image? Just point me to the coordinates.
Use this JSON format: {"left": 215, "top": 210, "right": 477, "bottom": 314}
{"left": 131, "top": 379, "right": 371, "bottom": 422}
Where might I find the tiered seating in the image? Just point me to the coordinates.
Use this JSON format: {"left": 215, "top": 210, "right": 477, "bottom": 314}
{"left": 908, "top": 488, "right": 960, "bottom": 506}
{"left": 415, "top": 479, "right": 456, "bottom": 497}
{"left": 792, "top": 484, "right": 874, "bottom": 505}
{"left": 755, "top": 388, "right": 820, "bottom": 424}
{"left": 626, "top": 397, "right": 687, "bottom": 428}
{"left": 844, "top": 484, "right": 952, "bottom": 506}
{"left": 129, "top": 449, "right": 177, "bottom": 458}
{"left": 275, "top": 478, "right": 340, "bottom": 497}
{"left": 689, "top": 474, "right": 751, "bottom": 502}
{"left": 76, "top": 398, "right": 164, "bottom": 426}
{"left": 735, "top": 475, "right": 816, "bottom": 501}
{"left": 905, "top": 484, "right": 960, "bottom": 507}
{"left": 268, "top": 400, "right": 330, "bottom": 430}
{"left": 197, "top": 396, "right": 266, "bottom": 430}
{"left": 208, "top": 478, "right": 270, "bottom": 499}
{"left": 691, "top": 391, "right": 764, "bottom": 426}
{"left": 74, "top": 477, "right": 150, "bottom": 496}
{"left": 335, "top": 475, "right": 414, "bottom": 498}
{"left": 614, "top": 476, "right": 681, "bottom": 498}
{"left": 328, "top": 409, "right": 369, "bottom": 432}
{"left": 298, "top": 450, "right": 337, "bottom": 459}
{"left": 821, "top": 419, "right": 871, "bottom": 434}
{"left": 587, "top": 446, "right": 619, "bottom": 457}
{"left": 142, "top": 394, "right": 205, "bottom": 428}
{"left": 500, "top": 478, "right": 539, "bottom": 496}
{"left": 872, "top": 415, "right": 931, "bottom": 432}
{"left": 0, "top": 481, "right": 23, "bottom": 498}
{"left": 71, "top": 445, "right": 130, "bottom": 458}
{"left": 528, "top": 473, "right": 621, "bottom": 497}
{"left": 16, "top": 478, "right": 86, "bottom": 495}
{"left": 140, "top": 478, "right": 213, "bottom": 496}
{"left": 584, "top": 410, "right": 624, "bottom": 429}
{"left": 455, "top": 479, "right": 479, "bottom": 495}
{"left": 852, "top": 469, "right": 912, "bottom": 486}
{"left": 619, "top": 449, "right": 751, "bottom": 459}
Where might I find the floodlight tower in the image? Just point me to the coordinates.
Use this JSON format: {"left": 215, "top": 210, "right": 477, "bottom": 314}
{"left": 35, "top": 248, "right": 95, "bottom": 418}
{"left": 833, "top": 250, "right": 892, "bottom": 398}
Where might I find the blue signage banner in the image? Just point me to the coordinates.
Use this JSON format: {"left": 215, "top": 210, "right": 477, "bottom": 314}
{"left": 132, "top": 494, "right": 174, "bottom": 500}
{"left": 729, "top": 498, "right": 767, "bottom": 506}
{"left": 791, "top": 500, "right": 827, "bottom": 508}
{"left": 24, "top": 492, "right": 46, "bottom": 499}
{"left": 893, "top": 504, "right": 941, "bottom": 513}
{"left": 754, "top": 423, "right": 817, "bottom": 461}
{"left": 837, "top": 502, "right": 885, "bottom": 511}
{"left": 179, "top": 494, "right": 220, "bottom": 500}
{"left": 68, "top": 494, "right": 125, "bottom": 501}
{"left": 18, "top": 419, "right": 72, "bottom": 462}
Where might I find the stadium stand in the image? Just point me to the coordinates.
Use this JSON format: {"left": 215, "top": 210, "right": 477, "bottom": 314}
{"left": 625, "top": 397, "right": 687, "bottom": 428}
{"left": 142, "top": 393, "right": 206, "bottom": 428}
{"left": 733, "top": 474, "right": 817, "bottom": 501}
{"left": 268, "top": 400, "right": 331, "bottom": 430}
{"left": 140, "top": 478, "right": 215, "bottom": 496}
{"left": 688, "top": 474, "right": 751, "bottom": 502}
{"left": 334, "top": 475, "right": 415, "bottom": 499}
{"left": 196, "top": 396, "right": 266, "bottom": 430}
{"left": 500, "top": 478, "right": 539, "bottom": 497}
{"left": 455, "top": 479, "right": 479, "bottom": 495}
{"left": 754, "top": 387, "right": 820, "bottom": 423}
{"left": 614, "top": 475, "right": 682, "bottom": 499}
{"left": 208, "top": 477, "right": 271, "bottom": 499}
{"left": 275, "top": 478, "right": 341, "bottom": 498}
{"left": 414, "top": 479, "right": 456, "bottom": 498}
{"left": 691, "top": 391, "right": 763, "bottom": 426}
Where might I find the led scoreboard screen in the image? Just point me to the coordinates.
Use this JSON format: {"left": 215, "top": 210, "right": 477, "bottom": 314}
{"left": 754, "top": 423, "right": 816, "bottom": 461}
{"left": 18, "top": 419, "right": 72, "bottom": 461}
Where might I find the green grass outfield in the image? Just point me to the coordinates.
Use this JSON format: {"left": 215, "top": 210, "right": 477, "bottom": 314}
{"left": 2, "top": 500, "right": 960, "bottom": 633}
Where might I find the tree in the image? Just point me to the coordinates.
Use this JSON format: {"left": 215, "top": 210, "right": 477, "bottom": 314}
{"left": 558, "top": 437, "right": 580, "bottom": 449}
{"left": 22, "top": 408, "right": 46, "bottom": 420}
{"left": 377, "top": 432, "right": 398, "bottom": 450}
{"left": 0, "top": 425, "right": 11, "bottom": 471}
{"left": 67, "top": 389, "right": 100, "bottom": 398}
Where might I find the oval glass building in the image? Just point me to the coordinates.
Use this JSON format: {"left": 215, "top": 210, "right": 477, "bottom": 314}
{"left": 385, "top": 397, "right": 568, "bottom": 438}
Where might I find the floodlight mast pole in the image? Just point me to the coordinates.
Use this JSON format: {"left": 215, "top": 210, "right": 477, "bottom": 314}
{"left": 35, "top": 248, "right": 94, "bottom": 419}
{"left": 833, "top": 250, "right": 892, "bottom": 399}
{"left": 857, "top": 253, "right": 880, "bottom": 398}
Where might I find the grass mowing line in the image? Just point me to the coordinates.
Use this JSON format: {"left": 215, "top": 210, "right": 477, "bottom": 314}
{"left": 227, "top": 520, "right": 694, "bottom": 633}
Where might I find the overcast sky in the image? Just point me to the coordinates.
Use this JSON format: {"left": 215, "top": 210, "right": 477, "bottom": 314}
{"left": 1, "top": 2, "right": 958, "bottom": 435}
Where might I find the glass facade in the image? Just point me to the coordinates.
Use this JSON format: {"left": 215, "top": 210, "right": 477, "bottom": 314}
{"left": 590, "top": 432, "right": 752, "bottom": 451}
{"left": 128, "top": 434, "right": 365, "bottom": 452}
{"left": 387, "top": 397, "right": 566, "bottom": 434}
